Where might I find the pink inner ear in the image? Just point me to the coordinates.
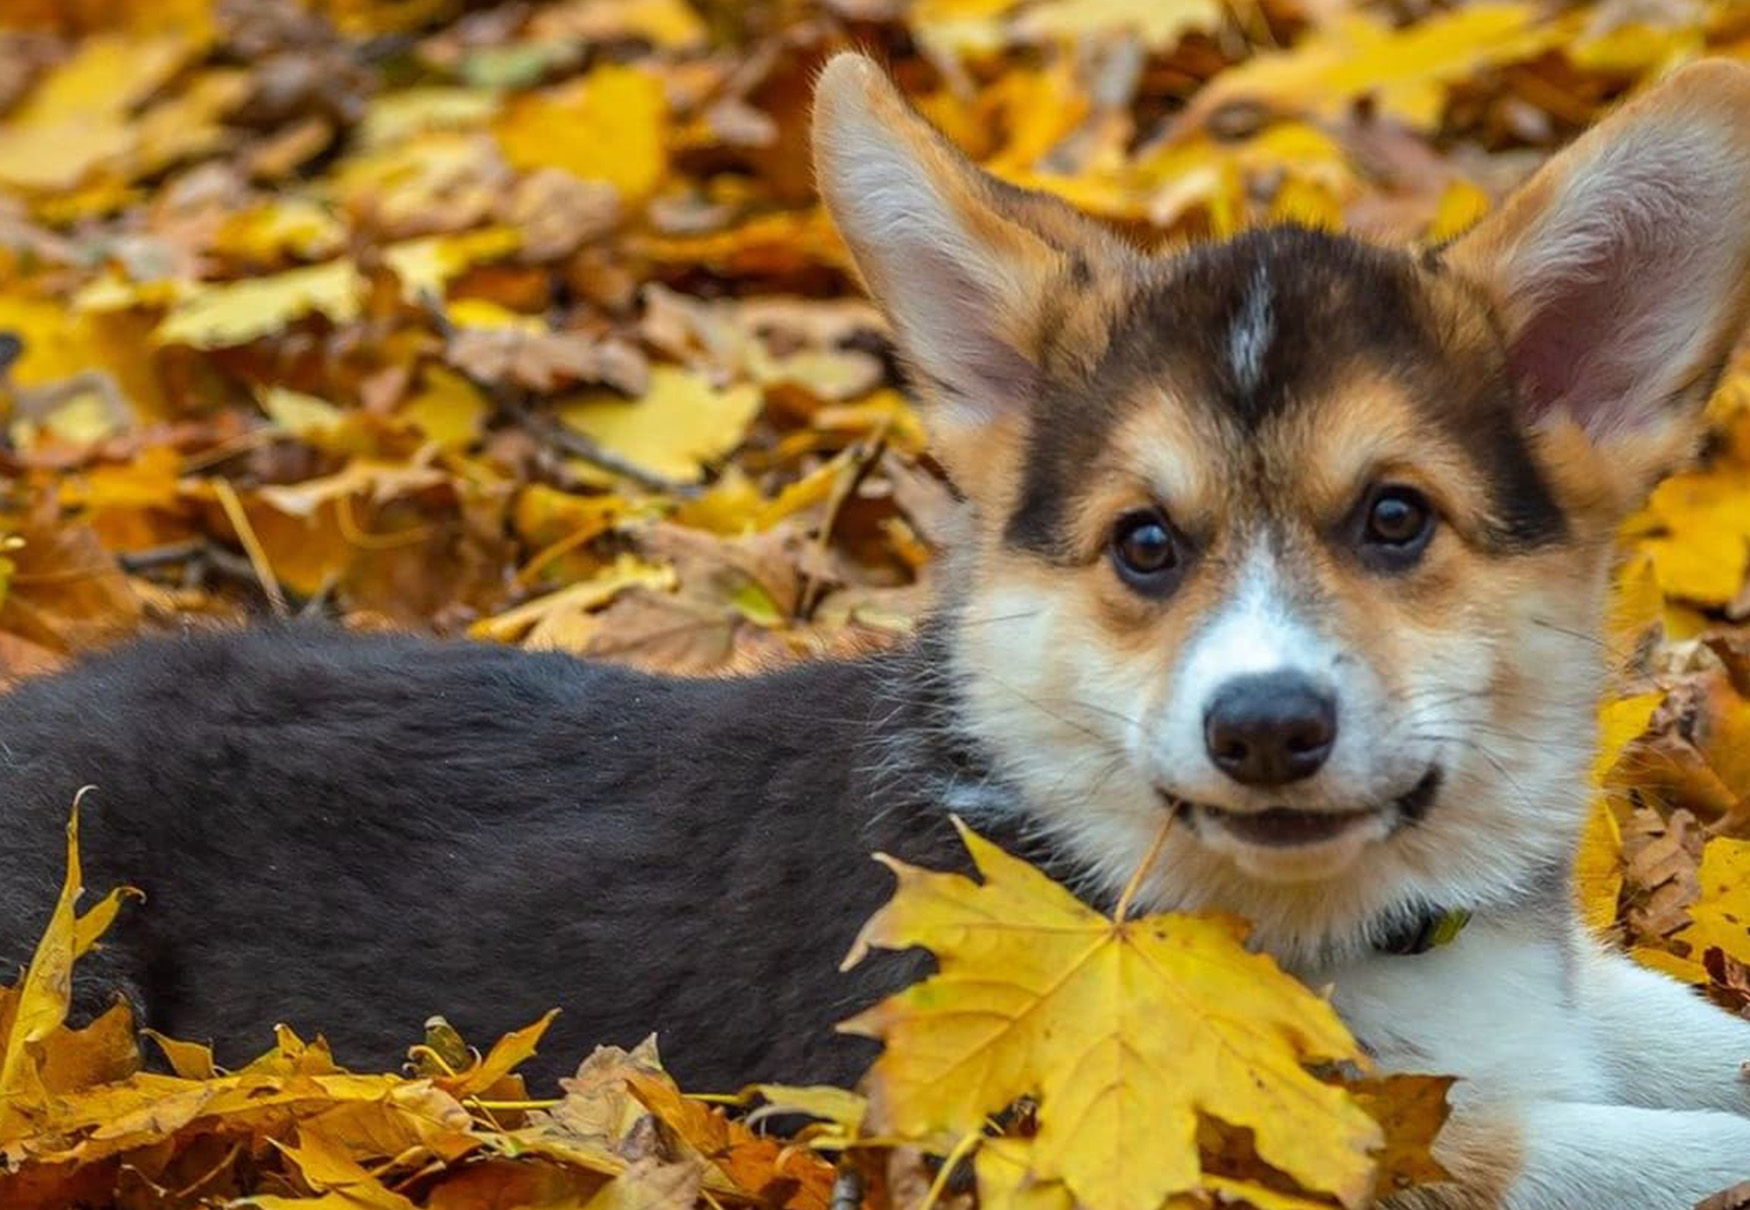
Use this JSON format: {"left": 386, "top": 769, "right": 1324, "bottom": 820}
{"left": 1508, "top": 263, "right": 1636, "bottom": 433}
{"left": 1495, "top": 127, "right": 1747, "bottom": 441}
{"left": 899, "top": 241, "right": 1041, "bottom": 419}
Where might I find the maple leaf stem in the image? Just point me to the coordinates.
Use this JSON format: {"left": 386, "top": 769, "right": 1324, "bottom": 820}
{"left": 1113, "top": 814, "right": 1176, "bottom": 923}
{"left": 917, "top": 1126, "right": 984, "bottom": 1210}
{"left": 405, "top": 1044, "right": 462, "bottom": 1078}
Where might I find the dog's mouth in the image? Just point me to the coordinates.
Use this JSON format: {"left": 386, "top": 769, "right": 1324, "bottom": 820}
{"left": 1161, "top": 768, "right": 1442, "bottom": 850}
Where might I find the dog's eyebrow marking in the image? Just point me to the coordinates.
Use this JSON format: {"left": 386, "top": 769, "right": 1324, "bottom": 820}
{"left": 1228, "top": 261, "right": 1273, "bottom": 395}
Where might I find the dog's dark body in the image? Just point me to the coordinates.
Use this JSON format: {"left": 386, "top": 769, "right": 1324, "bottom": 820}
{"left": 0, "top": 625, "right": 1021, "bottom": 1090}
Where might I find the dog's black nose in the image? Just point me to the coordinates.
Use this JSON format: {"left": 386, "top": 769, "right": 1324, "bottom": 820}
{"left": 1204, "top": 673, "right": 1337, "bottom": 787}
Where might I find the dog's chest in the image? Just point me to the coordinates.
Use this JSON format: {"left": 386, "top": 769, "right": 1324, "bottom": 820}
{"left": 1313, "top": 921, "right": 1613, "bottom": 1104}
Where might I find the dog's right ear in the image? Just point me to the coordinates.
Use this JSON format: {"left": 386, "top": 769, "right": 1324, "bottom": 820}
{"left": 811, "top": 53, "right": 1129, "bottom": 488}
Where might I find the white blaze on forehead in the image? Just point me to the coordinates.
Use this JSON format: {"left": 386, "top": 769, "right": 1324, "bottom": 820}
{"left": 1227, "top": 261, "right": 1273, "bottom": 396}
{"left": 1177, "top": 548, "right": 1335, "bottom": 708}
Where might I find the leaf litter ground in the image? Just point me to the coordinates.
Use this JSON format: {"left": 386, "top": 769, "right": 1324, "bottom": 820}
{"left": 5, "top": 1, "right": 1750, "bottom": 1209}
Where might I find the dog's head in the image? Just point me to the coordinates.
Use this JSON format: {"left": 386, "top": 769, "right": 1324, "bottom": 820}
{"left": 813, "top": 55, "right": 1750, "bottom": 958}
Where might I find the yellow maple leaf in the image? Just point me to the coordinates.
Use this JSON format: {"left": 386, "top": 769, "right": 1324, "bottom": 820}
{"left": 154, "top": 261, "right": 365, "bottom": 349}
{"left": 0, "top": 294, "right": 165, "bottom": 422}
{"left": 1011, "top": 0, "right": 1221, "bottom": 50}
{"left": 470, "top": 555, "right": 676, "bottom": 647}
{"left": 841, "top": 821, "right": 1382, "bottom": 1210}
{"left": 1674, "top": 837, "right": 1750, "bottom": 969}
{"left": 1634, "top": 469, "right": 1750, "bottom": 606}
{"left": 0, "top": 31, "right": 199, "bottom": 193}
{"left": 269, "top": 1130, "right": 420, "bottom": 1210}
{"left": 435, "top": 1010, "right": 559, "bottom": 1099}
{"left": 1426, "top": 180, "right": 1491, "bottom": 242}
{"left": 495, "top": 65, "right": 667, "bottom": 201}
{"left": 215, "top": 199, "right": 349, "bottom": 264}
{"left": 1575, "top": 692, "right": 1664, "bottom": 936}
{"left": 557, "top": 366, "right": 763, "bottom": 484}
{"left": 382, "top": 227, "right": 522, "bottom": 303}
{"left": 0, "top": 801, "right": 139, "bottom": 1117}
{"left": 400, "top": 366, "right": 489, "bottom": 452}
{"left": 1183, "top": 5, "right": 1572, "bottom": 130}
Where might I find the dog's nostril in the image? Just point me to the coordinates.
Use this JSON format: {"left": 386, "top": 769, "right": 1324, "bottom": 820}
{"left": 1203, "top": 672, "right": 1338, "bottom": 788}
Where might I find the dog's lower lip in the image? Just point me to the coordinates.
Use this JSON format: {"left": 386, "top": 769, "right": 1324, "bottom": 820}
{"left": 1201, "top": 804, "right": 1377, "bottom": 847}
{"left": 1159, "top": 767, "right": 1443, "bottom": 849}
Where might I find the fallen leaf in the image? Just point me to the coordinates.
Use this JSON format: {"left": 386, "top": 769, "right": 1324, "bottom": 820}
{"left": 842, "top": 820, "right": 1384, "bottom": 1210}
{"left": 557, "top": 367, "right": 763, "bottom": 484}
{"left": 154, "top": 260, "right": 365, "bottom": 348}
{"left": 1675, "top": 836, "right": 1750, "bottom": 969}
{"left": 1180, "top": 6, "right": 1572, "bottom": 131}
{"left": 626, "top": 1070, "right": 836, "bottom": 1210}
{"left": 495, "top": 65, "right": 667, "bottom": 202}
{"left": 470, "top": 555, "right": 676, "bottom": 646}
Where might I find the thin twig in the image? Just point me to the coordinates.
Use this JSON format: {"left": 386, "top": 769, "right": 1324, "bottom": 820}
{"left": 117, "top": 540, "right": 208, "bottom": 573}
{"left": 212, "top": 478, "right": 288, "bottom": 618}
{"left": 799, "top": 427, "right": 888, "bottom": 622}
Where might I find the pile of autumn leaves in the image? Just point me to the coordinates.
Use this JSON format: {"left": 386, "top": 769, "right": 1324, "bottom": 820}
{"left": 2, "top": 809, "right": 1457, "bottom": 1210}
{"left": 10, "top": 0, "right": 1750, "bottom": 1207}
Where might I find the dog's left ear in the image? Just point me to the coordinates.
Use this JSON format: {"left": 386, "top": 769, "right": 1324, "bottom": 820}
{"left": 1449, "top": 60, "right": 1750, "bottom": 490}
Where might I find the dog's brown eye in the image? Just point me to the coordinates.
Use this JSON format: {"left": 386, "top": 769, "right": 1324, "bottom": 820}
{"left": 1360, "top": 486, "right": 1435, "bottom": 566}
{"left": 1111, "top": 510, "right": 1181, "bottom": 592}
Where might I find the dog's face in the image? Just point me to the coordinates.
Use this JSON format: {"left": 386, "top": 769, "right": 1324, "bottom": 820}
{"left": 814, "top": 56, "right": 1750, "bottom": 956}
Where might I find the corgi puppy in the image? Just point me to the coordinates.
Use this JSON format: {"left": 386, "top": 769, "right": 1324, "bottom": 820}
{"left": 2, "top": 52, "right": 1750, "bottom": 1210}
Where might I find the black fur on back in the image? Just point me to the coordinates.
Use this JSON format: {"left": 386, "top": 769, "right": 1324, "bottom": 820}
{"left": 0, "top": 626, "right": 1047, "bottom": 1091}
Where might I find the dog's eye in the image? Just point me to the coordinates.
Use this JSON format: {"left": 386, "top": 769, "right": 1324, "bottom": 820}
{"left": 1110, "top": 510, "right": 1182, "bottom": 591}
{"left": 1359, "top": 485, "right": 1435, "bottom": 566}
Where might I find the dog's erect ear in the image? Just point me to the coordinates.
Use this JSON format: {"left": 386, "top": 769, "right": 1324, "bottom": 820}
{"left": 1449, "top": 60, "right": 1750, "bottom": 485}
{"left": 811, "top": 52, "right": 1127, "bottom": 484}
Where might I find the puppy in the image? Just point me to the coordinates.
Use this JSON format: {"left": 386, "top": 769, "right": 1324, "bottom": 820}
{"left": 3, "top": 52, "right": 1750, "bottom": 1209}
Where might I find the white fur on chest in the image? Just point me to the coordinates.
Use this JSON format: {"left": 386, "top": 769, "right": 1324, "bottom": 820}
{"left": 1311, "top": 920, "right": 1612, "bottom": 1105}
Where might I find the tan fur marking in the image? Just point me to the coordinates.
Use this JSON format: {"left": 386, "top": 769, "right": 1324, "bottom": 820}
{"left": 1277, "top": 373, "right": 1497, "bottom": 549}
{"left": 1388, "top": 1111, "right": 1525, "bottom": 1210}
{"left": 1065, "top": 390, "right": 1226, "bottom": 551}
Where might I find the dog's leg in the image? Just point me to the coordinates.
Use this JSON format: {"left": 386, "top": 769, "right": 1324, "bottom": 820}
{"left": 1389, "top": 1101, "right": 1750, "bottom": 1210}
{"left": 1577, "top": 947, "right": 1750, "bottom": 1114}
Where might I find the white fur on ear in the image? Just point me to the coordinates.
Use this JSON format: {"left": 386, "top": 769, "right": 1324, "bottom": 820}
{"left": 1454, "top": 62, "right": 1750, "bottom": 442}
{"left": 811, "top": 54, "right": 1056, "bottom": 430}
